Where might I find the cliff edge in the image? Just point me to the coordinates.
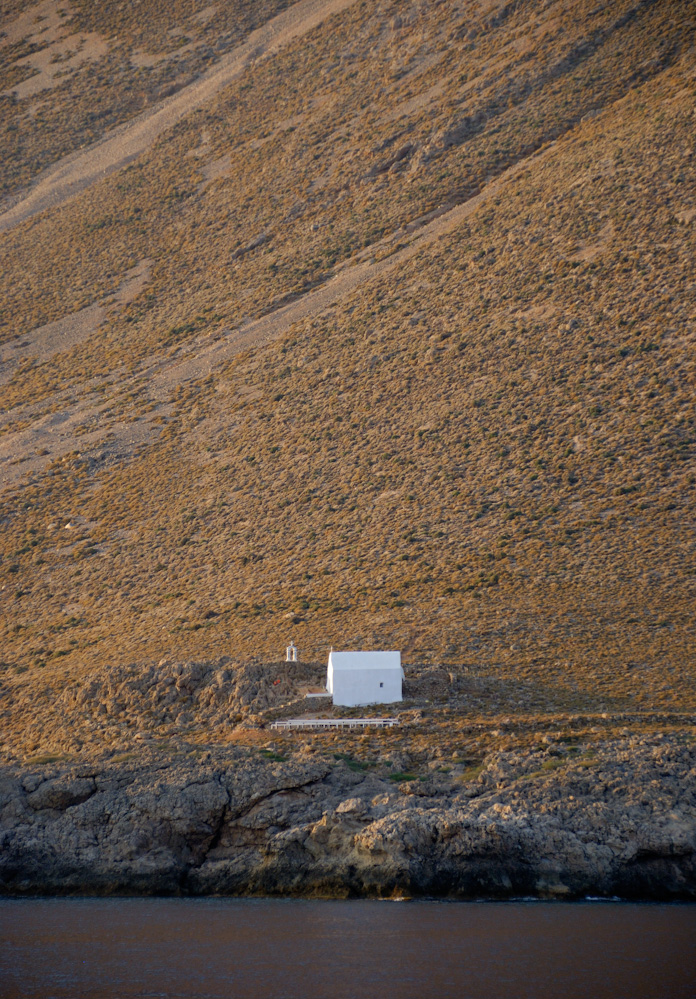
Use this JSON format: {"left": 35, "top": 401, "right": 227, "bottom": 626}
{"left": 2, "top": 734, "right": 694, "bottom": 899}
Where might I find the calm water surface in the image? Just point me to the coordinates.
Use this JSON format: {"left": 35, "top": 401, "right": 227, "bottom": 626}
{"left": 0, "top": 898, "right": 694, "bottom": 999}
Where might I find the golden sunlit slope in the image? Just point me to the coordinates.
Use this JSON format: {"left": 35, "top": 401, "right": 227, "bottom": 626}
{"left": 0, "top": 0, "right": 294, "bottom": 199}
{"left": 0, "top": 0, "right": 695, "bottom": 759}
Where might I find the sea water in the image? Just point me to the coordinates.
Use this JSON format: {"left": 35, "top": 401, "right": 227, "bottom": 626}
{"left": 0, "top": 897, "right": 694, "bottom": 998}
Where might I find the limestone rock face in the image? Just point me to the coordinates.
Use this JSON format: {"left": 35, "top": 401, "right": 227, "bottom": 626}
{"left": 26, "top": 776, "right": 96, "bottom": 812}
{"left": 0, "top": 737, "right": 694, "bottom": 899}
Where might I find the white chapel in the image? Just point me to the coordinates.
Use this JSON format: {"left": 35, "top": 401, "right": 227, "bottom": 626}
{"left": 326, "top": 650, "right": 403, "bottom": 707}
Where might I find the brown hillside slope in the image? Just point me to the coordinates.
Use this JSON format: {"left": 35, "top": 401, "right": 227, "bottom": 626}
{"left": 0, "top": 0, "right": 694, "bottom": 762}
{"left": 0, "top": 0, "right": 296, "bottom": 200}
{"left": 0, "top": 0, "right": 359, "bottom": 229}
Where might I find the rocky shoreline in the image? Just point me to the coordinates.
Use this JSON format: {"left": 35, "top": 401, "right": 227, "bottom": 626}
{"left": 1, "top": 734, "right": 694, "bottom": 900}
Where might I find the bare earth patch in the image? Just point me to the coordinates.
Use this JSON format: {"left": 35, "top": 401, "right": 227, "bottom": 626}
{"left": 568, "top": 221, "right": 615, "bottom": 263}
{"left": 5, "top": 31, "right": 108, "bottom": 100}
{"left": 0, "top": 0, "right": 361, "bottom": 232}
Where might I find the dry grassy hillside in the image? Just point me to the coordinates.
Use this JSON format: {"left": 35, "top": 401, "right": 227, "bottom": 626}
{"left": 0, "top": 0, "right": 694, "bottom": 763}
{"left": 0, "top": 0, "right": 293, "bottom": 198}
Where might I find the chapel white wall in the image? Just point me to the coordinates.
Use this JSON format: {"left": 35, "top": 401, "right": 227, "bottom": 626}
{"left": 327, "top": 651, "right": 403, "bottom": 707}
{"left": 330, "top": 667, "right": 402, "bottom": 706}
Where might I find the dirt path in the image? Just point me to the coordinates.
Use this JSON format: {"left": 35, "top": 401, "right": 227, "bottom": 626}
{"left": 0, "top": 144, "right": 554, "bottom": 490}
{"left": 149, "top": 144, "right": 555, "bottom": 391}
{"left": 0, "top": 260, "right": 151, "bottom": 387}
{"left": 0, "top": 0, "right": 360, "bottom": 233}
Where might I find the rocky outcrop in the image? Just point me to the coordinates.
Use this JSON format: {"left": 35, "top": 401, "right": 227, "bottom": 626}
{"left": 1, "top": 736, "right": 694, "bottom": 899}
{"left": 58, "top": 658, "right": 306, "bottom": 731}
{"left": 9, "top": 658, "right": 465, "bottom": 757}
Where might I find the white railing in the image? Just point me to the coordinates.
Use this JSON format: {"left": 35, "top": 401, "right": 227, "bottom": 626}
{"left": 271, "top": 717, "right": 398, "bottom": 730}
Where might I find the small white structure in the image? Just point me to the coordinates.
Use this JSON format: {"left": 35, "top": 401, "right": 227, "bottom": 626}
{"left": 326, "top": 650, "right": 403, "bottom": 707}
{"left": 272, "top": 717, "right": 398, "bottom": 730}
{"left": 285, "top": 641, "right": 298, "bottom": 663}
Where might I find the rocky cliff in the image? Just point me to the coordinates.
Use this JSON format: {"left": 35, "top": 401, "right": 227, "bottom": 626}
{"left": 2, "top": 734, "right": 694, "bottom": 899}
